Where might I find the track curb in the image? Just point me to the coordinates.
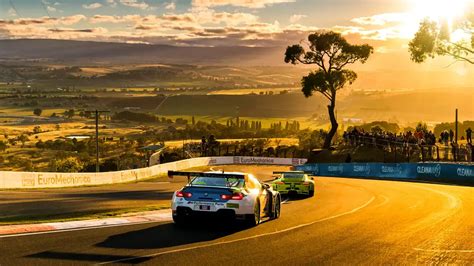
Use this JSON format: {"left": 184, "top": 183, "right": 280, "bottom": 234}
{"left": 0, "top": 209, "right": 172, "bottom": 237}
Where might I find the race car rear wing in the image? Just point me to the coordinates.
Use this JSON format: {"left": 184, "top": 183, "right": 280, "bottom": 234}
{"left": 272, "top": 171, "right": 305, "bottom": 175}
{"left": 168, "top": 171, "right": 246, "bottom": 179}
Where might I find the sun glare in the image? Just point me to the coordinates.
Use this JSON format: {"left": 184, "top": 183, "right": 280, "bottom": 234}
{"left": 402, "top": 0, "right": 471, "bottom": 40}
{"left": 411, "top": 0, "right": 469, "bottom": 22}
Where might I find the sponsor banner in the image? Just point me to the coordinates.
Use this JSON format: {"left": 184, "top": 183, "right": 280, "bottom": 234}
{"left": 209, "top": 156, "right": 307, "bottom": 166}
{"left": 0, "top": 156, "right": 306, "bottom": 189}
{"left": 296, "top": 163, "right": 474, "bottom": 181}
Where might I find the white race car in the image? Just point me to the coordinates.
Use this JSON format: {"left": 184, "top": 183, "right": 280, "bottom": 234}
{"left": 169, "top": 171, "right": 281, "bottom": 226}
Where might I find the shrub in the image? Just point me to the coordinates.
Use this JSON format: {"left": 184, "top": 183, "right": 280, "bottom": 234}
{"left": 49, "top": 157, "right": 84, "bottom": 172}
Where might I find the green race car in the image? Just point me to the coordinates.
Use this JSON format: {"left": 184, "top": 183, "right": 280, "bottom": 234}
{"left": 272, "top": 171, "right": 315, "bottom": 196}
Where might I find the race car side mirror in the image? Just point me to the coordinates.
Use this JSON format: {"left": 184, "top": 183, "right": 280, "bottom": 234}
{"left": 262, "top": 183, "right": 270, "bottom": 189}
{"left": 310, "top": 177, "right": 314, "bottom": 180}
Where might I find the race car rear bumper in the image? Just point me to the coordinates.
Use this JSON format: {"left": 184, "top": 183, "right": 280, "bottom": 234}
{"left": 278, "top": 190, "right": 310, "bottom": 195}
{"left": 174, "top": 206, "right": 246, "bottom": 220}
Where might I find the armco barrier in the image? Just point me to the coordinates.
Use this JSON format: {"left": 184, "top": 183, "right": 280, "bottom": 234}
{"left": 296, "top": 163, "right": 474, "bottom": 183}
{"left": 0, "top": 156, "right": 307, "bottom": 189}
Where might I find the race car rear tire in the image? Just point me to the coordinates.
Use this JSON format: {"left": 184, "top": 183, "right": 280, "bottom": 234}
{"left": 173, "top": 214, "right": 186, "bottom": 226}
{"left": 245, "top": 202, "right": 261, "bottom": 227}
{"left": 309, "top": 189, "right": 315, "bottom": 197}
{"left": 271, "top": 197, "right": 281, "bottom": 219}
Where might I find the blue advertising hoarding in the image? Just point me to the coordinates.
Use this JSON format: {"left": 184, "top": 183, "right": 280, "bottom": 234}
{"left": 296, "top": 163, "right": 474, "bottom": 183}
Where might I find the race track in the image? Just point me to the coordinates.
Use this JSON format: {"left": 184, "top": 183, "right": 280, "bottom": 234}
{"left": 1, "top": 165, "right": 474, "bottom": 265}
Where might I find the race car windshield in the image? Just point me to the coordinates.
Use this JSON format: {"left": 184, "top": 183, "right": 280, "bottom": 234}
{"left": 190, "top": 176, "right": 245, "bottom": 188}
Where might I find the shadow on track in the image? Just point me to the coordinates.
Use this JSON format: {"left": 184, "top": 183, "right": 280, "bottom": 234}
{"left": 26, "top": 220, "right": 249, "bottom": 263}
{"left": 281, "top": 194, "right": 313, "bottom": 203}
{"left": 96, "top": 220, "right": 246, "bottom": 250}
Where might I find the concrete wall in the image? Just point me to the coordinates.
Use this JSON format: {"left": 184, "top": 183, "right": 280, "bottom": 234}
{"left": 0, "top": 156, "right": 307, "bottom": 189}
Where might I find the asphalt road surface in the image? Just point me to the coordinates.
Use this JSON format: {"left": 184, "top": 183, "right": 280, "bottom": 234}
{"left": 0, "top": 165, "right": 286, "bottom": 223}
{"left": 1, "top": 165, "right": 474, "bottom": 265}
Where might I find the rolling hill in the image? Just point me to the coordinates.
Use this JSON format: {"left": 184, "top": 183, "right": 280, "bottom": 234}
{"left": 0, "top": 39, "right": 284, "bottom": 66}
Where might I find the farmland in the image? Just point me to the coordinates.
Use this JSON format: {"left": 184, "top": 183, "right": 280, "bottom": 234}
{"left": 0, "top": 60, "right": 473, "bottom": 172}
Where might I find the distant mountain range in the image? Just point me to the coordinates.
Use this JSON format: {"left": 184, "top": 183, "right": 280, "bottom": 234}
{"left": 0, "top": 39, "right": 284, "bottom": 65}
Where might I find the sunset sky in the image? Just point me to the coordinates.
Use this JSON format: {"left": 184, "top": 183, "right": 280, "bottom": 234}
{"left": 1, "top": 0, "right": 472, "bottom": 82}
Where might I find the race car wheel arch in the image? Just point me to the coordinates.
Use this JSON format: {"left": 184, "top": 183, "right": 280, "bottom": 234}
{"left": 246, "top": 201, "right": 261, "bottom": 226}
{"left": 173, "top": 212, "right": 186, "bottom": 225}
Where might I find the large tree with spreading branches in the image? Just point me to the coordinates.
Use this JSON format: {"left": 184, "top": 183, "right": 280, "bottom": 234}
{"left": 409, "top": 5, "right": 473, "bottom": 64}
{"left": 285, "top": 31, "right": 373, "bottom": 149}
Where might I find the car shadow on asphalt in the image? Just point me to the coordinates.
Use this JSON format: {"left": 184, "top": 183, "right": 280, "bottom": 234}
{"left": 96, "top": 220, "right": 247, "bottom": 250}
{"left": 25, "top": 221, "right": 248, "bottom": 264}
{"left": 282, "top": 194, "right": 313, "bottom": 202}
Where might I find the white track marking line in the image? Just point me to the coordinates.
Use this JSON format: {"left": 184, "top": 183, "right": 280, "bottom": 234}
{"left": 407, "top": 184, "right": 465, "bottom": 253}
{"left": 97, "top": 196, "right": 375, "bottom": 265}
{"left": 372, "top": 195, "right": 389, "bottom": 208}
{"left": 413, "top": 248, "right": 474, "bottom": 253}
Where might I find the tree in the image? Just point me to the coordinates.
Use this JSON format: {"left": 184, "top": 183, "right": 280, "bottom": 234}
{"left": 0, "top": 140, "right": 7, "bottom": 152}
{"left": 416, "top": 122, "right": 429, "bottom": 133}
{"left": 49, "top": 157, "right": 84, "bottom": 172}
{"left": 17, "top": 134, "right": 29, "bottom": 147}
{"left": 33, "top": 126, "right": 42, "bottom": 134}
{"left": 285, "top": 31, "right": 373, "bottom": 148}
{"left": 33, "top": 108, "right": 42, "bottom": 116}
{"left": 64, "top": 109, "right": 75, "bottom": 119}
{"left": 409, "top": 7, "right": 473, "bottom": 64}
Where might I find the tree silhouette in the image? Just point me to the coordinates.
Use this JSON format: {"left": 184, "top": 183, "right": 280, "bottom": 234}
{"left": 409, "top": 8, "right": 473, "bottom": 64}
{"left": 285, "top": 31, "right": 373, "bottom": 149}
{"left": 33, "top": 108, "right": 42, "bottom": 116}
{"left": 0, "top": 140, "right": 7, "bottom": 152}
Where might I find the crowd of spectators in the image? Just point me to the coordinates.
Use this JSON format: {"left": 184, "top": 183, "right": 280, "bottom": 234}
{"left": 343, "top": 126, "right": 473, "bottom": 162}
{"left": 343, "top": 127, "right": 437, "bottom": 146}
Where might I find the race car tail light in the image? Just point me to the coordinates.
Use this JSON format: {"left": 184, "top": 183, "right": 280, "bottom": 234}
{"left": 176, "top": 191, "right": 192, "bottom": 198}
{"left": 303, "top": 182, "right": 311, "bottom": 186}
{"left": 220, "top": 193, "right": 244, "bottom": 200}
{"left": 275, "top": 181, "right": 285, "bottom": 185}
{"left": 231, "top": 192, "right": 244, "bottom": 200}
{"left": 220, "top": 194, "right": 232, "bottom": 200}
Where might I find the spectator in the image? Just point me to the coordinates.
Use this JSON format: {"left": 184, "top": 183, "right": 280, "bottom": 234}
{"left": 469, "top": 143, "right": 474, "bottom": 162}
{"left": 345, "top": 153, "right": 352, "bottom": 163}
{"left": 201, "top": 136, "right": 207, "bottom": 156}
{"left": 451, "top": 142, "right": 458, "bottom": 161}
{"left": 466, "top": 127, "right": 472, "bottom": 144}
{"left": 449, "top": 129, "right": 454, "bottom": 143}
